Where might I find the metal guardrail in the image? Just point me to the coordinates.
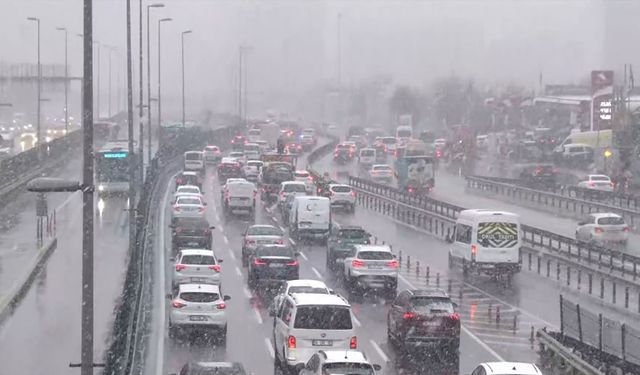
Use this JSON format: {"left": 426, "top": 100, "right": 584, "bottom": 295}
{"left": 465, "top": 175, "right": 640, "bottom": 230}
{"left": 103, "top": 124, "right": 242, "bottom": 375}
{"left": 537, "top": 329, "right": 606, "bottom": 375}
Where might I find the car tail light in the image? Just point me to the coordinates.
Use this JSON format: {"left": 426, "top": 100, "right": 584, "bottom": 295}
{"left": 350, "top": 191, "right": 356, "bottom": 197}
{"left": 275, "top": 239, "right": 284, "bottom": 244}
{"left": 280, "top": 192, "right": 285, "bottom": 198}
{"left": 172, "top": 205, "right": 180, "bottom": 211}
{"left": 623, "top": 227, "right": 630, "bottom": 232}
{"left": 610, "top": 182, "right": 614, "bottom": 187}
{"left": 172, "top": 300, "right": 186, "bottom": 308}
{"left": 175, "top": 264, "right": 187, "bottom": 272}
{"left": 435, "top": 149, "right": 442, "bottom": 158}
{"left": 589, "top": 182, "right": 595, "bottom": 188}
{"left": 209, "top": 265, "right": 221, "bottom": 272}
{"left": 403, "top": 312, "right": 416, "bottom": 320}
{"left": 254, "top": 258, "right": 267, "bottom": 266}
{"left": 287, "top": 335, "right": 296, "bottom": 348}
{"left": 245, "top": 239, "right": 256, "bottom": 245}
{"left": 350, "top": 336, "right": 357, "bottom": 349}
{"left": 387, "top": 260, "right": 399, "bottom": 268}
{"left": 204, "top": 228, "right": 211, "bottom": 234}
{"left": 198, "top": 207, "right": 205, "bottom": 213}
{"left": 594, "top": 227, "right": 604, "bottom": 233}
{"left": 286, "top": 260, "right": 299, "bottom": 266}
{"left": 448, "top": 313, "right": 460, "bottom": 321}
{"left": 216, "top": 302, "right": 226, "bottom": 310}
{"left": 352, "top": 259, "right": 365, "bottom": 268}
{"left": 407, "top": 187, "right": 414, "bottom": 193}
{"left": 471, "top": 245, "right": 477, "bottom": 262}
{"left": 175, "top": 227, "right": 184, "bottom": 233}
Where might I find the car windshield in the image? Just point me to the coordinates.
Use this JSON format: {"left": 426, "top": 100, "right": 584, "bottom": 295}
{"left": 179, "top": 292, "right": 219, "bottom": 303}
{"left": 295, "top": 172, "right": 310, "bottom": 178}
{"left": 288, "top": 286, "right": 328, "bottom": 294}
{"left": 331, "top": 186, "right": 352, "bottom": 193}
{"left": 248, "top": 226, "right": 283, "bottom": 236}
{"left": 358, "top": 251, "right": 393, "bottom": 260}
{"left": 381, "top": 137, "right": 396, "bottom": 144}
{"left": 411, "top": 297, "right": 455, "bottom": 313}
{"left": 284, "top": 184, "right": 307, "bottom": 192}
{"left": 322, "top": 363, "right": 374, "bottom": 375}
{"left": 361, "top": 150, "right": 374, "bottom": 156}
{"left": 181, "top": 255, "right": 215, "bottom": 265}
{"left": 597, "top": 217, "right": 625, "bottom": 225}
{"left": 293, "top": 306, "right": 352, "bottom": 329}
{"left": 257, "top": 246, "right": 295, "bottom": 258}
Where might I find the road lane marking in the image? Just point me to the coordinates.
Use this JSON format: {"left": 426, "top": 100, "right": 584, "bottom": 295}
{"left": 352, "top": 313, "right": 362, "bottom": 327}
{"left": 218, "top": 224, "right": 224, "bottom": 232}
{"left": 369, "top": 340, "right": 389, "bottom": 362}
{"left": 299, "top": 251, "right": 308, "bottom": 261}
{"left": 223, "top": 236, "right": 229, "bottom": 245}
{"left": 235, "top": 266, "right": 242, "bottom": 276}
{"left": 243, "top": 287, "right": 252, "bottom": 299}
{"left": 264, "top": 338, "right": 275, "bottom": 358}
{"left": 311, "top": 267, "right": 323, "bottom": 279}
{"left": 289, "top": 238, "right": 296, "bottom": 246}
{"left": 272, "top": 217, "right": 279, "bottom": 223}
{"left": 279, "top": 226, "right": 286, "bottom": 232}
{"left": 253, "top": 307, "right": 264, "bottom": 324}
{"left": 228, "top": 250, "right": 236, "bottom": 261}
{"left": 214, "top": 214, "right": 220, "bottom": 222}
{"left": 398, "top": 272, "right": 505, "bottom": 361}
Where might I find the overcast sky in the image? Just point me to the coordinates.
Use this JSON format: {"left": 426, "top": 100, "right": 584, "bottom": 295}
{"left": 0, "top": 0, "right": 638, "bottom": 118}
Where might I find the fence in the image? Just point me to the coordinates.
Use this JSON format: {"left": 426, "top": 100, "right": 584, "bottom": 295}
{"left": 560, "top": 295, "right": 640, "bottom": 372}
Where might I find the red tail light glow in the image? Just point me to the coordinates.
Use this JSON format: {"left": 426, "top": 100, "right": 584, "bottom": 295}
{"left": 594, "top": 227, "right": 604, "bottom": 233}
{"left": 286, "top": 260, "right": 299, "bottom": 266}
{"left": 387, "top": 260, "right": 399, "bottom": 268}
{"left": 623, "top": 227, "right": 630, "bottom": 232}
{"left": 287, "top": 335, "right": 296, "bottom": 348}
{"left": 449, "top": 313, "right": 460, "bottom": 321}
{"left": 209, "top": 265, "right": 221, "bottom": 272}
{"left": 254, "top": 258, "right": 267, "bottom": 266}
{"left": 403, "top": 312, "right": 416, "bottom": 320}
{"left": 275, "top": 239, "right": 284, "bottom": 244}
{"left": 198, "top": 207, "right": 205, "bottom": 213}
{"left": 172, "top": 205, "right": 180, "bottom": 211}
{"left": 175, "top": 264, "right": 187, "bottom": 272}
{"left": 216, "top": 302, "right": 226, "bottom": 310}
{"left": 350, "top": 191, "right": 357, "bottom": 197}
{"left": 245, "top": 239, "right": 256, "bottom": 245}
{"left": 172, "top": 300, "right": 186, "bottom": 308}
{"left": 350, "top": 336, "right": 357, "bottom": 349}
{"left": 175, "top": 227, "right": 184, "bottom": 233}
{"left": 352, "top": 259, "right": 365, "bottom": 268}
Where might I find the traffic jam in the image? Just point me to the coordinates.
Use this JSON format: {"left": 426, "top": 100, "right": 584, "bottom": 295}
{"left": 163, "top": 118, "right": 542, "bottom": 375}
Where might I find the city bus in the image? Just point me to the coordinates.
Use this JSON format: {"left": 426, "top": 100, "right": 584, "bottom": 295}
{"left": 95, "top": 141, "right": 137, "bottom": 198}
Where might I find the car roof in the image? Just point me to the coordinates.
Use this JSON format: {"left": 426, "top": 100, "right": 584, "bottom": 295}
{"left": 286, "top": 279, "right": 328, "bottom": 289}
{"left": 408, "top": 288, "right": 450, "bottom": 298}
{"left": 220, "top": 157, "right": 239, "bottom": 163}
{"left": 354, "top": 244, "right": 392, "bottom": 253}
{"left": 295, "top": 170, "right": 309, "bottom": 174}
{"left": 372, "top": 164, "right": 391, "bottom": 168}
{"left": 459, "top": 209, "right": 519, "bottom": 220}
{"left": 588, "top": 174, "right": 610, "bottom": 179}
{"left": 179, "top": 249, "right": 215, "bottom": 257}
{"left": 181, "top": 171, "right": 198, "bottom": 176}
{"left": 282, "top": 181, "right": 306, "bottom": 185}
{"left": 590, "top": 212, "right": 622, "bottom": 219}
{"left": 179, "top": 283, "right": 220, "bottom": 294}
{"left": 481, "top": 362, "right": 542, "bottom": 375}
{"left": 339, "top": 225, "right": 365, "bottom": 231}
{"left": 320, "top": 350, "right": 369, "bottom": 364}
{"left": 249, "top": 224, "right": 278, "bottom": 229}
{"left": 177, "top": 184, "right": 200, "bottom": 190}
{"left": 245, "top": 142, "right": 259, "bottom": 146}
{"left": 290, "top": 293, "right": 350, "bottom": 307}
{"left": 194, "top": 362, "right": 242, "bottom": 369}
{"left": 329, "top": 183, "right": 351, "bottom": 188}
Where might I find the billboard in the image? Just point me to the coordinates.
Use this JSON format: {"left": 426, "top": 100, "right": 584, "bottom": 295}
{"left": 591, "top": 70, "right": 614, "bottom": 131}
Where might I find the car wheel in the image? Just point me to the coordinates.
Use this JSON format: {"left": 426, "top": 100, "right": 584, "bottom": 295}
{"left": 218, "top": 325, "right": 227, "bottom": 346}
{"left": 168, "top": 323, "right": 178, "bottom": 339}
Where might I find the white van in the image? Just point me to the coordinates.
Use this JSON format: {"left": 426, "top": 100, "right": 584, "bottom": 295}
{"left": 358, "top": 148, "right": 376, "bottom": 167}
{"left": 247, "top": 127, "right": 261, "bottom": 143}
{"left": 289, "top": 196, "right": 331, "bottom": 244}
{"left": 396, "top": 125, "right": 413, "bottom": 141}
{"left": 244, "top": 143, "right": 261, "bottom": 160}
{"left": 184, "top": 151, "right": 204, "bottom": 171}
{"left": 447, "top": 209, "right": 521, "bottom": 277}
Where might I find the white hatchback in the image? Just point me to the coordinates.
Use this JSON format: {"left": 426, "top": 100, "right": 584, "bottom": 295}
{"left": 328, "top": 184, "right": 356, "bottom": 212}
{"left": 168, "top": 283, "right": 231, "bottom": 342}
{"left": 294, "top": 170, "right": 315, "bottom": 193}
{"left": 576, "top": 212, "right": 629, "bottom": 245}
{"left": 172, "top": 195, "right": 206, "bottom": 220}
{"left": 172, "top": 249, "right": 222, "bottom": 286}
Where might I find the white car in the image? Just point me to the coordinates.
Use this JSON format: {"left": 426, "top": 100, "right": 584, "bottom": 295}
{"left": 343, "top": 244, "right": 398, "bottom": 295}
{"left": 255, "top": 140, "right": 271, "bottom": 152}
{"left": 358, "top": 148, "right": 376, "bottom": 166}
{"left": 294, "top": 170, "right": 315, "bottom": 193}
{"left": 576, "top": 213, "right": 629, "bottom": 245}
{"left": 298, "top": 350, "right": 381, "bottom": 375}
{"left": 242, "top": 224, "right": 285, "bottom": 266}
{"left": 577, "top": 174, "right": 614, "bottom": 192}
{"left": 168, "top": 282, "right": 231, "bottom": 341}
{"left": 379, "top": 136, "right": 397, "bottom": 153}
{"left": 203, "top": 145, "right": 221, "bottom": 164}
{"left": 244, "top": 143, "right": 261, "bottom": 160}
{"left": 172, "top": 185, "right": 204, "bottom": 203}
{"left": 184, "top": 151, "right": 205, "bottom": 171}
{"left": 470, "top": 362, "right": 543, "bottom": 375}
{"left": 172, "top": 249, "right": 222, "bottom": 285}
{"left": 369, "top": 164, "right": 393, "bottom": 183}
{"left": 278, "top": 181, "right": 308, "bottom": 208}
{"left": 328, "top": 184, "right": 356, "bottom": 213}
{"left": 228, "top": 151, "right": 247, "bottom": 165}
{"left": 172, "top": 195, "right": 206, "bottom": 220}
{"left": 270, "top": 279, "right": 333, "bottom": 314}
{"left": 434, "top": 138, "right": 446, "bottom": 149}
{"left": 243, "top": 160, "right": 263, "bottom": 182}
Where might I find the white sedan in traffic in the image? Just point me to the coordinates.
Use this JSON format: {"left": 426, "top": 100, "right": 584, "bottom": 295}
{"left": 576, "top": 213, "right": 629, "bottom": 246}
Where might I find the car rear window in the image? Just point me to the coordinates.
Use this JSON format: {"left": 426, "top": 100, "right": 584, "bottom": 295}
{"left": 357, "top": 251, "right": 393, "bottom": 260}
{"left": 597, "top": 217, "right": 625, "bottom": 225}
{"left": 331, "top": 186, "right": 352, "bottom": 193}
{"left": 249, "top": 129, "right": 261, "bottom": 135}
{"left": 337, "top": 144, "right": 351, "bottom": 150}
{"left": 293, "top": 306, "right": 352, "bottom": 329}
{"left": 339, "top": 229, "right": 368, "bottom": 239}
{"left": 179, "top": 292, "right": 219, "bottom": 303}
{"left": 181, "top": 255, "right": 215, "bottom": 265}
{"left": 248, "top": 226, "right": 283, "bottom": 236}
{"left": 360, "top": 150, "right": 375, "bottom": 156}
{"left": 295, "top": 171, "right": 310, "bottom": 178}
{"left": 177, "top": 197, "right": 201, "bottom": 205}
{"left": 185, "top": 152, "right": 202, "bottom": 160}
{"left": 381, "top": 137, "right": 396, "bottom": 144}
{"left": 288, "top": 286, "right": 328, "bottom": 294}
{"left": 322, "top": 363, "right": 374, "bottom": 375}
{"left": 190, "top": 366, "right": 246, "bottom": 375}
{"left": 174, "top": 218, "right": 209, "bottom": 229}
{"left": 284, "top": 184, "right": 306, "bottom": 193}
{"left": 204, "top": 146, "right": 219, "bottom": 152}
{"left": 410, "top": 297, "right": 455, "bottom": 313}
{"left": 257, "top": 246, "right": 295, "bottom": 258}
{"left": 373, "top": 165, "right": 391, "bottom": 171}
{"left": 591, "top": 176, "right": 610, "bottom": 182}
{"left": 178, "top": 187, "right": 200, "bottom": 194}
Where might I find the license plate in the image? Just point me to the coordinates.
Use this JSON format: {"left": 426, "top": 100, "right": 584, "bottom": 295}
{"left": 312, "top": 340, "right": 333, "bottom": 346}
{"left": 368, "top": 264, "right": 383, "bottom": 269}
{"left": 189, "top": 315, "right": 207, "bottom": 321}
{"left": 270, "top": 263, "right": 285, "bottom": 268}
{"left": 188, "top": 241, "right": 199, "bottom": 246}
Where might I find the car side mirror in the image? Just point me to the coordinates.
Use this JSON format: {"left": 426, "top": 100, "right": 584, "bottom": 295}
{"left": 203, "top": 202, "right": 208, "bottom": 206}
{"left": 209, "top": 226, "right": 216, "bottom": 229}
{"left": 168, "top": 224, "right": 176, "bottom": 229}
{"left": 452, "top": 302, "right": 459, "bottom": 309}
{"left": 373, "top": 364, "right": 382, "bottom": 371}
{"left": 269, "top": 307, "right": 277, "bottom": 317}
{"left": 169, "top": 257, "right": 175, "bottom": 262}
{"left": 223, "top": 295, "right": 231, "bottom": 301}
{"left": 295, "top": 251, "right": 300, "bottom": 257}
{"left": 329, "top": 289, "right": 336, "bottom": 295}
{"left": 165, "top": 293, "right": 172, "bottom": 300}
{"left": 218, "top": 258, "right": 224, "bottom": 263}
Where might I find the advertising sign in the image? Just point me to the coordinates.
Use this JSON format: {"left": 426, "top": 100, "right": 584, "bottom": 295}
{"left": 591, "top": 70, "right": 614, "bottom": 131}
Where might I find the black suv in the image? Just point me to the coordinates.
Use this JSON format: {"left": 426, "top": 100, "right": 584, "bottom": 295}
{"left": 518, "top": 164, "right": 557, "bottom": 189}
{"left": 170, "top": 217, "right": 214, "bottom": 252}
{"left": 326, "top": 224, "right": 371, "bottom": 271}
{"left": 178, "top": 362, "right": 246, "bottom": 375}
{"left": 387, "top": 288, "right": 460, "bottom": 357}
{"left": 247, "top": 244, "right": 299, "bottom": 289}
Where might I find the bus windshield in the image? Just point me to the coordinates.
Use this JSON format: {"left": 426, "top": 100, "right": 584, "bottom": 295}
{"left": 96, "top": 153, "right": 131, "bottom": 183}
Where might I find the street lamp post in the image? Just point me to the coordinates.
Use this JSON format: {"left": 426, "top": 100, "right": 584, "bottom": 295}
{"left": 146, "top": 3, "right": 164, "bottom": 164}
{"left": 56, "top": 27, "right": 69, "bottom": 134}
{"left": 181, "top": 30, "right": 192, "bottom": 129}
{"left": 106, "top": 45, "right": 116, "bottom": 117}
{"left": 157, "top": 18, "right": 172, "bottom": 141}
{"left": 95, "top": 40, "right": 101, "bottom": 119}
{"left": 27, "top": 17, "right": 41, "bottom": 158}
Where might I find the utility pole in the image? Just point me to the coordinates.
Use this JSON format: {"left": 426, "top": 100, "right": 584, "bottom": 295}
{"left": 27, "top": 17, "right": 41, "bottom": 159}
{"left": 95, "top": 40, "right": 101, "bottom": 119}
{"left": 238, "top": 46, "right": 243, "bottom": 124}
{"left": 126, "top": 0, "right": 136, "bottom": 250}
{"left": 146, "top": 3, "right": 164, "bottom": 161}
{"left": 181, "top": 30, "right": 192, "bottom": 129}
{"left": 56, "top": 27, "right": 69, "bottom": 134}
{"left": 138, "top": 0, "right": 144, "bottom": 181}
{"left": 157, "top": 18, "right": 172, "bottom": 134}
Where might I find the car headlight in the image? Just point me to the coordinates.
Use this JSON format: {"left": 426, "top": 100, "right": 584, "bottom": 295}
{"left": 98, "top": 185, "right": 105, "bottom": 192}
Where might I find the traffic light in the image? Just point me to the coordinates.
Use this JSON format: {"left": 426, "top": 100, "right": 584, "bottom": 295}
{"left": 604, "top": 148, "right": 613, "bottom": 158}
